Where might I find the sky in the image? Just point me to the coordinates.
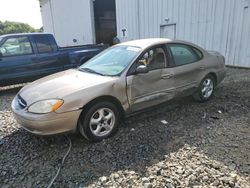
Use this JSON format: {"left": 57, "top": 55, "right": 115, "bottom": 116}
{"left": 0, "top": 0, "right": 42, "bottom": 29}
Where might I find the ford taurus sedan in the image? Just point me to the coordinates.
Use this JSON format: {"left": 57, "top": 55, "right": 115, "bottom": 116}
{"left": 12, "top": 38, "right": 226, "bottom": 142}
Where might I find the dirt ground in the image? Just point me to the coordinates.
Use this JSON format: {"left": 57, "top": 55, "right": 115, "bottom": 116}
{"left": 0, "top": 68, "right": 249, "bottom": 188}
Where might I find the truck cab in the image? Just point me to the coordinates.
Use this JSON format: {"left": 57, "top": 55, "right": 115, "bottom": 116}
{"left": 0, "top": 33, "right": 106, "bottom": 86}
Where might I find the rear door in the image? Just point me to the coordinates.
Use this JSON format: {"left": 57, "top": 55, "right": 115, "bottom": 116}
{"left": 0, "top": 36, "right": 38, "bottom": 85}
{"left": 165, "top": 43, "right": 206, "bottom": 97}
{"left": 32, "top": 35, "right": 63, "bottom": 77}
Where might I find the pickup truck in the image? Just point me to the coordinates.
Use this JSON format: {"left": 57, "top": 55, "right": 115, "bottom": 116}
{"left": 0, "top": 33, "right": 107, "bottom": 86}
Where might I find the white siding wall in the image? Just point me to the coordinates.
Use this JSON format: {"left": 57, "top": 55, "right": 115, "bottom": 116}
{"left": 40, "top": 0, "right": 95, "bottom": 46}
{"left": 116, "top": 0, "right": 250, "bottom": 68}
{"left": 115, "top": 0, "right": 140, "bottom": 40}
{"left": 40, "top": 0, "right": 54, "bottom": 35}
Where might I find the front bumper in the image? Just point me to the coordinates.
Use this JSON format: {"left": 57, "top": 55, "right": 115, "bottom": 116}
{"left": 11, "top": 96, "right": 82, "bottom": 135}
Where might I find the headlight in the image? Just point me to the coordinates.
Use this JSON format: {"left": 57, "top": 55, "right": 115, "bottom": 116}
{"left": 28, "top": 99, "right": 64, "bottom": 114}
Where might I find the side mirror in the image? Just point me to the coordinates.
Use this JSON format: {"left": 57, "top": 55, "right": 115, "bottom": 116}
{"left": 136, "top": 65, "right": 149, "bottom": 74}
{"left": 0, "top": 52, "right": 3, "bottom": 58}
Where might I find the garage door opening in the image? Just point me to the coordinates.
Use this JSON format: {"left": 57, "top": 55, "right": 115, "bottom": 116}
{"left": 93, "top": 0, "right": 117, "bottom": 45}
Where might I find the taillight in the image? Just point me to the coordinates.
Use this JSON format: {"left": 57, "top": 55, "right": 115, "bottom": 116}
{"left": 221, "top": 56, "right": 226, "bottom": 67}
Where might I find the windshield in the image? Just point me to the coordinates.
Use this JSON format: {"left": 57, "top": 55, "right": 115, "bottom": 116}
{"left": 79, "top": 45, "right": 141, "bottom": 76}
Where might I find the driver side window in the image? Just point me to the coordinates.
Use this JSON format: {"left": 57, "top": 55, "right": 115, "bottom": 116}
{"left": 138, "top": 47, "right": 166, "bottom": 71}
{"left": 0, "top": 37, "right": 33, "bottom": 57}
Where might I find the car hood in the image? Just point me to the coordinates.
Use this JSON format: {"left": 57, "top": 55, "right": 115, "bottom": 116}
{"left": 19, "top": 69, "right": 117, "bottom": 105}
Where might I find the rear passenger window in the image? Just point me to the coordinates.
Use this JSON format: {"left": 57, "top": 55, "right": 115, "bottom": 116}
{"left": 34, "top": 35, "right": 53, "bottom": 53}
{"left": 168, "top": 44, "right": 201, "bottom": 66}
{"left": 192, "top": 47, "right": 203, "bottom": 59}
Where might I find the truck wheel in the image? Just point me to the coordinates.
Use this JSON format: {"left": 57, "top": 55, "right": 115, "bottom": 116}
{"left": 78, "top": 101, "right": 119, "bottom": 142}
{"left": 193, "top": 75, "right": 215, "bottom": 102}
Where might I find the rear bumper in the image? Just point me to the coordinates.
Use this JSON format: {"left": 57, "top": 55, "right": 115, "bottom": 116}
{"left": 11, "top": 96, "right": 82, "bottom": 135}
{"left": 216, "top": 68, "right": 227, "bottom": 85}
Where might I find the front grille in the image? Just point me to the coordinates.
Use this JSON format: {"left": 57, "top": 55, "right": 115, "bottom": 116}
{"left": 17, "top": 95, "right": 27, "bottom": 109}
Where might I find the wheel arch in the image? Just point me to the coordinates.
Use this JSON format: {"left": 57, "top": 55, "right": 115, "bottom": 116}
{"left": 80, "top": 56, "right": 92, "bottom": 65}
{"left": 80, "top": 95, "right": 125, "bottom": 119}
{"left": 206, "top": 72, "right": 217, "bottom": 86}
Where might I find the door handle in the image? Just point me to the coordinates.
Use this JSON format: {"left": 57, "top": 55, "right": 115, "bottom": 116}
{"left": 161, "top": 74, "right": 174, "bottom": 79}
{"left": 199, "top": 66, "right": 205, "bottom": 70}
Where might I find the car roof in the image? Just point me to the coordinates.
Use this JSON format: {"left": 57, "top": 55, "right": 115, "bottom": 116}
{"left": 117, "top": 38, "right": 206, "bottom": 52}
{"left": 117, "top": 38, "right": 173, "bottom": 49}
{"left": 0, "top": 33, "right": 53, "bottom": 38}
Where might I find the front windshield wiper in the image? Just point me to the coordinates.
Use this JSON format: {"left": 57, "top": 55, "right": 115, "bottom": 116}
{"left": 79, "top": 67, "right": 105, "bottom": 76}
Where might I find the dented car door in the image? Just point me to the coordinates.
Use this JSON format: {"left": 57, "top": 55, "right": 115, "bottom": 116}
{"left": 126, "top": 46, "right": 175, "bottom": 112}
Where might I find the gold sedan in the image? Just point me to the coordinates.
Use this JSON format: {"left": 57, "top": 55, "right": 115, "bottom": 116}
{"left": 12, "top": 39, "right": 226, "bottom": 142}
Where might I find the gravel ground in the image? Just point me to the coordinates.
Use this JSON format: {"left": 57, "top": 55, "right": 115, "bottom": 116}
{"left": 0, "top": 68, "right": 249, "bottom": 188}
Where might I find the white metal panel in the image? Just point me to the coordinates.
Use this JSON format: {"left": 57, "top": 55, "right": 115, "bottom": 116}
{"left": 116, "top": 0, "right": 139, "bottom": 41}
{"left": 116, "top": 0, "right": 250, "bottom": 67}
{"left": 40, "top": 0, "right": 95, "bottom": 46}
{"left": 238, "top": 4, "right": 250, "bottom": 67}
{"left": 40, "top": 0, "right": 54, "bottom": 34}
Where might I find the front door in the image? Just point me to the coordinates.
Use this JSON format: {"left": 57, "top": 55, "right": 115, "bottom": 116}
{"left": 126, "top": 46, "right": 175, "bottom": 112}
{"left": 0, "top": 36, "right": 38, "bottom": 85}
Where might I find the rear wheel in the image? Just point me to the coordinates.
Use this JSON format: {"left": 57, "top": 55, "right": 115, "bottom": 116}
{"left": 193, "top": 75, "right": 215, "bottom": 102}
{"left": 78, "top": 101, "right": 119, "bottom": 142}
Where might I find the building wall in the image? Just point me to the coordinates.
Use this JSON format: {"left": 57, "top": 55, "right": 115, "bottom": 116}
{"left": 40, "top": 0, "right": 95, "bottom": 46}
{"left": 40, "top": 0, "right": 54, "bottom": 35}
{"left": 116, "top": 0, "right": 250, "bottom": 68}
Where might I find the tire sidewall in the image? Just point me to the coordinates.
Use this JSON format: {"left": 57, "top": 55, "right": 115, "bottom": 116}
{"left": 78, "top": 101, "right": 119, "bottom": 142}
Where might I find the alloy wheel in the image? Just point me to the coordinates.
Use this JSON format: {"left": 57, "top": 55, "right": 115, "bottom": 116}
{"left": 89, "top": 108, "right": 115, "bottom": 137}
{"left": 201, "top": 78, "right": 214, "bottom": 99}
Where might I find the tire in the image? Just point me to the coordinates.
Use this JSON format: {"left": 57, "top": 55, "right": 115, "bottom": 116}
{"left": 193, "top": 75, "right": 215, "bottom": 102}
{"left": 78, "top": 101, "right": 120, "bottom": 142}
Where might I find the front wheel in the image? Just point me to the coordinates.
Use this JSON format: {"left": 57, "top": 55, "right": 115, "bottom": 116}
{"left": 193, "top": 75, "right": 215, "bottom": 102}
{"left": 78, "top": 101, "right": 119, "bottom": 142}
